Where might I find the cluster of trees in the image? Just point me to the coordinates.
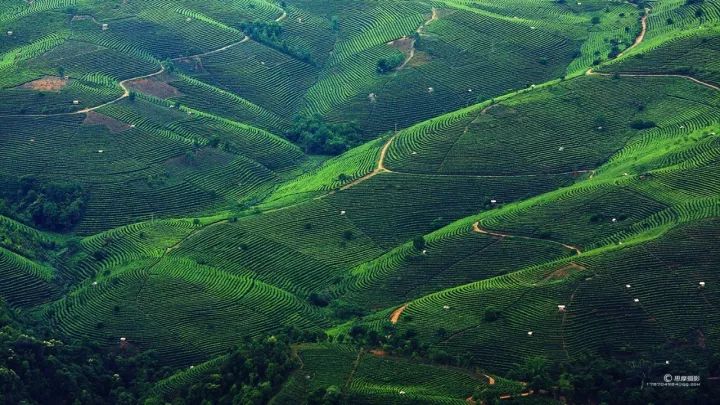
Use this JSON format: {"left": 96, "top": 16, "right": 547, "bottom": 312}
{"left": 160, "top": 336, "right": 298, "bottom": 405}
{"left": 239, "top": 20, "right": 314, "bottom": 64}
{"left": 376, "top": 52, "right": 405, "bottom": 73}
{"left": 0, "top": 298, "right": 306, "bottom": 405}
{"left": 0, "top": 301, "right": 172, "bottom": 404}
{"left": 284, "top": 114, "right": 362, "bottom": 155}
{"left": 0, "top": 176, "right": 88, "bottom": 231}
{"left": 337, "top": 324, "right": 464, "bottom": 367}
{"left": 474, "top": 347, "right": 720, "bottom": 404}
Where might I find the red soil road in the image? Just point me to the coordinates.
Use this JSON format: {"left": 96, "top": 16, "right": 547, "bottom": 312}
{"left": 389, "top": 304, "right": 408, "bottom": 324}
{"left": 472, "top": 221, "right": 582, "bottom": 255}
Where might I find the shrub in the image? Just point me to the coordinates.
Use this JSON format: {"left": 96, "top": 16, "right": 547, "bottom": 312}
{"left": 412, "top": 235, "right": 426, "bottom": 251}
{"left": 629, "top": 120, "right": 657, "bottom": 130}
{"left": 308, "top": 292, "right": 330, "bottom": 307}
{"left": 484, "top": 306, "right": 502, "bottom": 322}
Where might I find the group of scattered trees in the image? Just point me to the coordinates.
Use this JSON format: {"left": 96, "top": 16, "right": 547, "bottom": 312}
{"left": 284, "top": 114, "right": 362, "bottom": 155}
{"left": 0, "top": 176, "right": 88, "bottom": 231}
{"left": 239, "top": 19, "right": 314, "bottom": 64}
{"left": 474, "top": 347, "right": 720, "bottom": 404}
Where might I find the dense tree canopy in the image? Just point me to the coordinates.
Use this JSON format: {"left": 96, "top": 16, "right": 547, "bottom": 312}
{"left": 162, "top": 336, "right": 297, "bottom": 405}
{"left": 0, "top": 301, "right": 171, "bottom": 405}
{"left": 0, "top": 176, "right": 88, "bottom": 232}
{"left": 284, "top": 114, "right": 362, "bottom": 155}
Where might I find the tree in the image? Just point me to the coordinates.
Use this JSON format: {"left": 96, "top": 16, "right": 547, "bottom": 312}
{"left": 161, "top": 59, "right": 175, "bottom": 73}
{"left": 412, "top": 235, "right": 426, "bottom": 251}
{"left": 376, "top": 53, "right": 405, "bottom": 73}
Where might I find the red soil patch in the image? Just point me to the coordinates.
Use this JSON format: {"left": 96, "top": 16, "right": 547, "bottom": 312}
{"left": 125, "top": 76, "right": 182, "bottom": 99}
{"left": 82, "top": 111, "right": 131, "bottom": 133}
{"left": 369, "top": 349, "right": 388, "bottom": 357}
{"left": 20, "top": 76, "right": 68, "bottom": 92}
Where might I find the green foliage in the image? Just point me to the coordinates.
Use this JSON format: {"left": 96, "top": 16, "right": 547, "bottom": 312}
{"left": 629, "top": 119, "right": 657, "bottom": 130}
{"left": 0, "top": 300, "right": 172, "bottom": 404}
{"left": 483, "top": 305, "right": 502, "bottom": 322}
{"left": 284, "top": 114, "right": 361, "bottom": 155}
{"left": 165, "top": 335, "right": 297, "bottom": 404}
{"left": 238, "top": 19, "right": 313, "bottom": 64}
{"left": 412, "top": 235, "right": 426, "bottom": 251}
{"left": 1, "top": 176, "right": 88, "bottom": 232}
{"left": 376, "top": 52, "right": 405, "bottom": 74}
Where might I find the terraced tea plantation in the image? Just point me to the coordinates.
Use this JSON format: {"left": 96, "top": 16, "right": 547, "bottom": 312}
{"left": 1, "top": 0, "right": 720, "bottom": 403}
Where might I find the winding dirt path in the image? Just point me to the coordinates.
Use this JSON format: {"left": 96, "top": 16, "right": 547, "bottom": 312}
{"left": 389, "top": 303, "right": 408, "bottom": 324}
{"left": 0, "top": 39, "right": 249, "bottom": 118}
{"left": 171, "top": 37, "right": 248, "bottom": 62}
{"left": 275, "top": 10, "right": 287, "bottom": 23}
{"left": 617, "top": 9, "right": 649, "bottom": 58}
{"left": 472, "top": 221, "right": 582, "bottom": 255}
{"left": 396, "top": 7, "right": 438, "bottom": 70}
{"left": 340, "top": 133, "right": 396, "bottom": 191}
{"left": 589, "top": 71, "right": 720, "bottom": 91}
{"left": 165, "top": 219, "right": 228, "bottom": 254}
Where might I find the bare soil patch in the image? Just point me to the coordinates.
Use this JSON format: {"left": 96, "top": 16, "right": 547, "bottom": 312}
{"left": 20, "top": 76, "right": 68, "bottom": 92}
{"left": 388, "top": 36, "right": 414, "bottom": 57}
{"left": 407, "top": 50, "right": 431, "bottom": 67}
{"left": 369, "top": 349, "right": 388, "bottom": 357}
{"left": 125, "top": 76, "right": 183, "bottom": 99}
{"left": 82, "top": 111, "right": 132, "bottom": 133}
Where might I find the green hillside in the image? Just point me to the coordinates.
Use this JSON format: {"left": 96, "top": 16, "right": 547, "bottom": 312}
{"left": 1, "top": 0, "right": 720, "bottom": 403}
